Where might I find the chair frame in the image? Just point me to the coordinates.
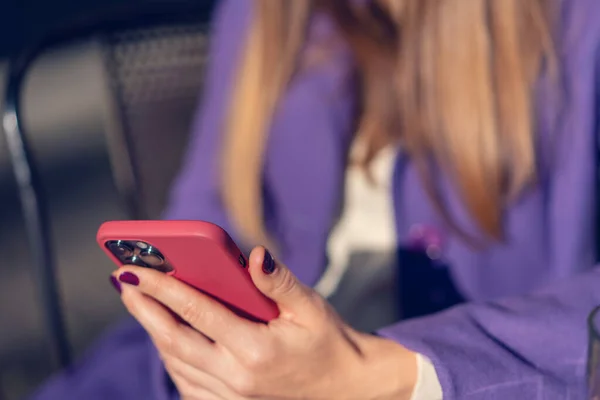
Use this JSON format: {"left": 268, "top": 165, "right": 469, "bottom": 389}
{"left": 1, "top": 0, "right": 216, "bottom": 370}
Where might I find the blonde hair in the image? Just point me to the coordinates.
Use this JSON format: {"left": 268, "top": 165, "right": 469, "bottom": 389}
{"left": 222, "top": 0, "right": 555, "bottom": 248}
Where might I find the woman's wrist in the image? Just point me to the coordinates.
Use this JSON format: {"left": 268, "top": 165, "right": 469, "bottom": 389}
{"left": 348, "top": 333, "right": 418, "bottom": 400}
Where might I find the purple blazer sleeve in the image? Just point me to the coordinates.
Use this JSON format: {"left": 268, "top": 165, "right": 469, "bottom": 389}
{"left": 161, "top": 0, "right": 250, "bottom": 234}
{"left": 379, "top": 4, "right": 600, "bottom": 399}
{"left": 380, "top": 267, "right": 600, "bottom": 399}
{"left": 29, "top": 320, "right": 171, "bottom": 400}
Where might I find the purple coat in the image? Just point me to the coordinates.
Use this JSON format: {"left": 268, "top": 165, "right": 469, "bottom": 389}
{"left": 31, "top": 0, "right": 600, "bottom": 399}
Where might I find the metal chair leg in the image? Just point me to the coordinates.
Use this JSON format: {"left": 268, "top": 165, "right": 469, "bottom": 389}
{"left": 2, "top": 66, "right": 71, "bottom": 369}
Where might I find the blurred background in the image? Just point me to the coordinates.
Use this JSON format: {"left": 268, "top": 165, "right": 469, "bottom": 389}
{"left": 0, "top": 1, "right": 215, "bottom": 398}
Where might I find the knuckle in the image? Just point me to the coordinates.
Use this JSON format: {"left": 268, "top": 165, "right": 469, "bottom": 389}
{"left": 155, "top": 326, "right": 181, "bottom": 356}
{"left": 240, "top": 344, "right": 274, "bottom": 370}
{"left": 145, "top": 274, "right": 163, "bottom": 296}
{"left": 179, "top": 300, "right": 202, "bottom": 325}
{"left": 304, "top": 290, "right": 333, "bottom": 320}
{"left": 307, "top": 289, "right": 326, "bottom": 307}
{"left": 161, "top": 354, "right": 174, "bottom": 369}
{"left": 163, "top": 361, "right": 181, "bottom": 380}
{"left": 154, "top": 331, "right": 174, "bottom": 354}
{"left": 230, "top": 372, "right": 257, "bottom": 396}
{"left": 273, "top": 270, "right": 297, "bottom": 296}
{"left": 312, "top": 293, "right": 333, "bottom": 318}
{"left": 173, "top": 382, "right": 195, "bottom": 400}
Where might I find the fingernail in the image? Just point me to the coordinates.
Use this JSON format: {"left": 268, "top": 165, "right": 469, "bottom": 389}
{"left": 262, "top": 250, "right": 276, "bottom": 274}
{"left": 110, "top": 275, "right": 121, "bottom": 293}
{"left": 118, "top": 271, "right": 140, "bottom": 286}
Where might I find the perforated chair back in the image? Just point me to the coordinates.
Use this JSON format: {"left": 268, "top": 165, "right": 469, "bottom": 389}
{"left": 102, "top": 22, "right": 210, "bottom": 218}
{"left": 2, "top": 0, "right": 216, "bottom": 369}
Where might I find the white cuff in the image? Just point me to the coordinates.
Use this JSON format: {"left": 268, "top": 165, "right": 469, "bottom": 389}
{"left": 409, "top": 353, "right": 443, "bottom": 400}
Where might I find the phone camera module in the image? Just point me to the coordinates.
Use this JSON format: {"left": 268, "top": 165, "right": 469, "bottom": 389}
{"left": 139, "top": 248, "right": 164, "bottom": 267}
{"left": 126, "top": 254, "right": 148, "bottom": 268}
{"left": 106, "top": 240, "right": 134, "bottom": 260}
{"left": 139, "top": 247, "right": 173, "bottom": 273}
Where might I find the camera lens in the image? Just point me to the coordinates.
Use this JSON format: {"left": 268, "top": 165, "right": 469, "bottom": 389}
{"left": 126, "top": 254, "right": 148, "bottom": 268}
{"left": 139, "top": 247, "right": 172, "bottom": 272}
{"left": 106, "top": 240, "right": 134, "bottom": 261}
{"left": 139, "top": 251, "right": 163, "bottom": 267}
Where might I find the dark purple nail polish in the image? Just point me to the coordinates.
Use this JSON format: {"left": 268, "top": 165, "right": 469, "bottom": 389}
{"left": 110, "top": 275, "right": 121, "bottom": 293}
{"left": 262, "top": 250, "right": 276, "bottom": 274}
{"left": 119, "top": 271, "right": 140, "bottom": 286}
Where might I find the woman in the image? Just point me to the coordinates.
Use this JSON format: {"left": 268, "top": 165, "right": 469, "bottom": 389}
{"left": 32, "top": 0, "right": 600, "bottom": 399}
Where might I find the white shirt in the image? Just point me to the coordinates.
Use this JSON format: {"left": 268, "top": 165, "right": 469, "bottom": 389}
{"left": 315, "top": 144, "right": 443, "bottom": 400}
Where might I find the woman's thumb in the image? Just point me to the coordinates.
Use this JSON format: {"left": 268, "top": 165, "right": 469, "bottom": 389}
{"left": 248, "top": 246, "right": 313, "bottom": 313}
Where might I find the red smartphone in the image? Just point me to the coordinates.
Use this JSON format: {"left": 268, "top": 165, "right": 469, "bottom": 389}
{"left": 97, "top": 220, "right": 279, "bottom": 323}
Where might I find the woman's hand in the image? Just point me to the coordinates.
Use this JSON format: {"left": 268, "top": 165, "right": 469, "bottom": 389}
{"left": 111, "top": 247, "right": 417, "bottom": 400}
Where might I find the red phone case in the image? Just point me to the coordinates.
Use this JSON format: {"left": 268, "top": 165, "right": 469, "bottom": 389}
{"left": 97, "top": 220, "right": 279, "bottom": 322}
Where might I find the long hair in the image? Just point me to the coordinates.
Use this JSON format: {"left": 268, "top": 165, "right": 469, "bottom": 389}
{"left": 221, "top": 0, "right": 556, "bottom": 248}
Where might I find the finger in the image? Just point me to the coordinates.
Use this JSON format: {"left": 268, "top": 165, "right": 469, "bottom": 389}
{"left": 179, "top": 388, "right": 222, "bottom": 400}
{"left": 164, "top": 362, "right": 221, "bottom": 400}
{"left": 119, "top": 284, "right": 221, "bottom": 371}
{"left": 165, "top": 369, "right": 220, "bottom": 400}
{"left": 248, "top": 247, "right": 317, "bottom": 317}
{"left": 169, "top": 370, "right": 223, "bottom": 400}
{"left": 164, "top": 355, "right": 243, "bottom": 400}
{"left": 115, "top": 267, "right": 258, "bottom": 347}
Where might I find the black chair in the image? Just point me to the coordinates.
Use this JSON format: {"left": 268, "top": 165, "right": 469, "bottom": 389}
{"left": 2, "top": 0, "right": 217, "bottom": 370}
